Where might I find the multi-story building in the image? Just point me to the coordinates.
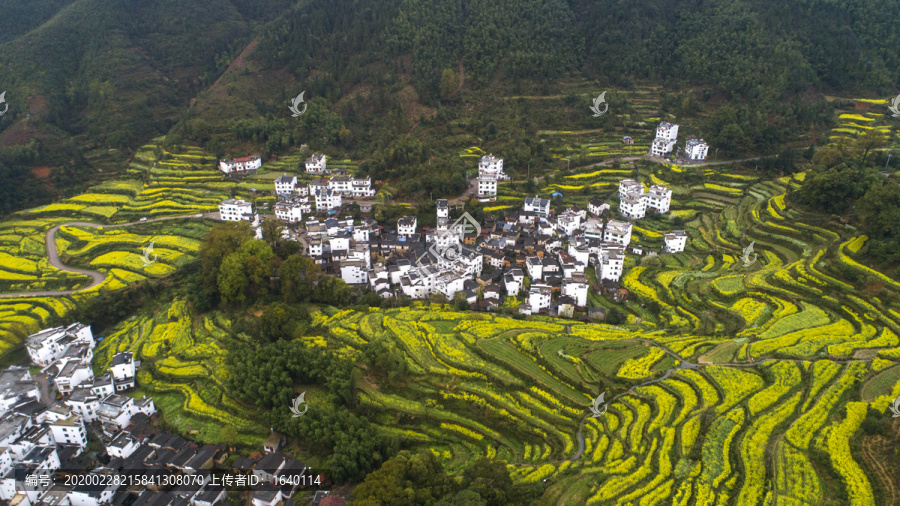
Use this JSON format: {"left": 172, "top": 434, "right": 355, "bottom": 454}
{"left": 664, "top": 230, "right": 688, "bottom": 253}
{"left": 645, "top": 185, "right": 672, "bottom": 213}
{"left": 597, "top": 244, "right": 626, "bottom": 282}
{"left": 219, "top": 156, "right": 261, "bottom": 174}
{"left": 397, "top": 216, "right": 417, "bottom": 238}
{"left": 313, "top": 188, "right": 342, "bottom": 211}
{"left": 604, "top": 220, "right": 633, "bottom": 247}
{"left": 219, "top": 199, "right": 254, "bottom": 222}
{"left": 562, "top": 273, "right": 589, "bottom": 307}
{"left": 685, "top": 139, "right": 709, "bottom": 161}
{"left": 527, "top": 284, "right": 552, "bottom": 312}
{"left": 109, "top": 352, "right": 137, "bottom": 392}
{"left": 305, "top": 154, "right": 328, "bottom": 174}
{"left": 25, "top": 324, "right": 93, "bottom": 367}
{"left": 523, "top": 196, "right": 550, "bottom": 219}
{"left": 619, "top": 193, "right": 646, "bottom": 220}
{"left": 47, "top": 415, "right": 87, "bottom": 448}
{"left": 618, "top": 179, "right": 644, "bottom": 200}
{"left": 274, "top": 200, "right": 304, "bottom": 223}
{"left": 650, "top": 122, "right": 678, "bottom": 157}
{"left": 274, "top": 174, "right": 297, "bottom": 196}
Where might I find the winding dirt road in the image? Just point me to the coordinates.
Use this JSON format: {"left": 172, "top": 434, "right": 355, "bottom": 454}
{"left": 0, "top": 212, "right": 218, "bottom": 299}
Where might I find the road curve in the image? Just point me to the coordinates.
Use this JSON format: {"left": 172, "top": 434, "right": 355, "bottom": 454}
{"left": 0, "top": 212, "right": 218, "bottom": 299}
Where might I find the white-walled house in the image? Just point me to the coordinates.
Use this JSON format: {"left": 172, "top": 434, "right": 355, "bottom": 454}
{"left": 597, "top": 245, "right": 625, "bottom": 282}
{"left": 274, "top": 174, "right": 297, "bottom": 196}
{"left": 48, "top": 414, "right": 88, "bottom": 449}
{"left": 588, "top": 199, "right": 609, "bottom": 216}
{"left": 108, "top": 352, "right": 136, "bottom": 391}
{"left": 562, "top": 274, "right": 589, "bottom": 307}
{"left": 664, "top": 230, "right": 688, "bottom": 253}
{"left": 219, "top": 199, "right": 254, "bottom": 222}
{"left": 340, "top": 260, "right": 369, "bottom": 285}
{"left": 397, "top": 216, "right": 417, "bottom": 238}
{"left": 477, "top": 173, "right": 498, "bottom": 200}
{"left": 329, "top": 176, "right": 375, "bottom": 197}
{"left": 96, "top": 395, "right": 156, "bottom": 434}
{"left": 527, "top": 284, "right": 552, "bottom": 312}
{"left": 305, "top": 154, "right": 328, "bottom": 174}
{"left": 645, "top": 185, "right": 672, "bottom": 214}
{"left": 274, "top": 200, "right": 304, "bottom": 223}
{"left": 618, "top": 180, "right": 644, "bottom": 200}
{"left": 313, "top": 189, "right": 342, "bottom": 211}
{"left": 619, "top": 193, "right": 646, "bottom": 220}
{"left": 0, "top": 368, "right": 40, "bottom": 415}
{"left": 685, "top": 139, "right": 709, "bottom": 161}
{"left": 604, "top": 220, "right": 633, "bottom": 247}
{"left": 25, "top": 323, "right": 93, "bottom": 367}
{"left": 219, "top": 156, "right": 261, "bottom": 174}
{"left": 523, "top": 196, "right": 550, "bottom": 219}
{"left": 650, "top": 122, "right": 678, "bottom": 157}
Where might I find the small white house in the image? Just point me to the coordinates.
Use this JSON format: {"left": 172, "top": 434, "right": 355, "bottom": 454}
{"left": 340, "top": 260, "right": 369, "bottom": 285}
{"left": 219, "top": 156, "right": 261, "bottom": 174}
{"left": 562, "top": 274, "right": 589, "bottom": 307}
{"left": 523, "top": 196, "right": 550, "bottom": 218}
{"left": 274, "top": 200, "right": 304, "bottom": 223}
{"left": 48, "top": 414, "right": 88, "bottom": 449}
{"left": 274, "top": 174, "right": 298, "bottom": 196}
{"left": 397, "top": 216, "right": 417, "bottom": 237}
{"left": 604, "top": 220, "right": 633, "bottom": 247}
{"left": 313, "top": 189, "right": 342, "bottom": 211}
{"left": 219, "top": 199, "right": 254, "bottom": 222}
{"left": 650, "top": 122, "right": 679, "bottom": 157}
{"left": 527, "top": 284, "right": 552, "bottom": 312}
{"left": 664, "top": 230, "right": 688, "bottom": 253}
{"left": 644, "top": 185, "right": 672, "bottom": 214}
{"left": 618, "top": 180, "right": 644, "bottom": 200}
{"left": 305, "top": 154, "right": 328, "bottom": 174}
{"left": 685, "top": 139, "right": 709, "bottom": 161}
{"left": 108, "top": 352, "right": 136, "bottom": 391}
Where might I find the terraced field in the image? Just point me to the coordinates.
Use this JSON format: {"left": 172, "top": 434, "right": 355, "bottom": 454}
{"left": 93, "top": 299, "right": 266, "bottom": 446}
{"left": 0, "top": 140, "right": 224, "bottom": 352}
{"left": 302, "top": 301, "right": 896, "bottom": 504}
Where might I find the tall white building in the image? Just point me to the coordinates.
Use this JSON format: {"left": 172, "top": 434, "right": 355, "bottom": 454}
{"left": 618, "top": 179, "right": 644, "bottom": 200}
{"left": 25, "top": 324, "right": 93, "bottom": 367}
{"left": 597, "top": 244, "right": 626, "bottom": 282}
{"left": 523, "top": 196, "right": 550, "bottom": 218}
{"left": 685, "top": 139, "right": 709, "bottom": 161}
{"left": 645, "top": 185, "right": 672, "bottom": 213}
{"left": 664, "top": 230, "right": 688, "bottom": 253}
{"left": 313, "top": 189, "right": 342, "bottom": 211}
{"left": 219, "top": 199, "right": 254, "bottom": 222}
{"left": 476, "top": 154, "right": 507, "bottom": 200}
{"left": 604, "top": 220, "right": 633, "bottom": 247}
{"left": 620, "top": 193, "right": 646, "bottom": 220}
{"left": 650, "top": 122, "right": 678, "bottom": 157}
{"left": 274, "top": 200, "right": 304, "bottom": 223}
{"left": 397, "top": 216, "right": 417, "bottom": 238}
{"left": 274, "top": 174, "right": 297, "bottom": 196}
{"left": 305, "top": 154, "right": 328, "bottom": 174}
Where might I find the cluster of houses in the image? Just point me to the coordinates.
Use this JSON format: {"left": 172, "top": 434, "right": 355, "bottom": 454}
{"left": 648, "top": 122, "right": 709, "bottom": 161}
{"left": 215, "top": 152, "right": 694, "bottom": 318}
{"left": 1, "top": 324, "right": 341, "bottom": 506}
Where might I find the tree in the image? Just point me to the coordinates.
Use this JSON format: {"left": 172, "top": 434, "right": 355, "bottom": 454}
{"left": 439, "top": 68, "right": 459, "bottom": 100}
{"left": 855, "top": 129, "right": 886, "bottom": 165}
{"left": 260, "top": 218, "right": 284, "bottom": 251}
{"left": 279, "top": 254, "right": 320, "bottom": 303}
{"left": 460, "top": 458, "right": 514, "bottom": 506}
{"left": 353, "top": 451, "right": 456, "bottom": 505}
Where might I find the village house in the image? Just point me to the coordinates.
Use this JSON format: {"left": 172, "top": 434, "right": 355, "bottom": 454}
{"left": 218, "top": 199, "right": 255, "bottom": 222}
{"left": 25, "top": 323, "right": 93, "bottom": 367}
{"left": 313, "top": 188, "right": 342, "bottom": 211}
{"left": 274, "top": 174, "right": 297, "bottom": 196}
{"left": 274, "top": 199, "right": 304, "bottom": 223}
{"left": 523, "top": 196, "right": 551, "bottom": 219}
{"left": 645, "top": 184, "right": 673, "bottom": 213}
{"left": 218, "top": 156, "right": 261, "bottom": 174}
{"left": 650, "top": 121, "right": 678, "bottom": 157}
{"left": 685, "top": 138, "right": 709, "bottom": 161}
{"left": 664, "top": 230, "right": 688, "bottom": 253}
{"left": 603, "top": 220, "right": 633, "bottom": 247}
{"left": 305, "top": 153, "right": 328, "bottom": 174}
